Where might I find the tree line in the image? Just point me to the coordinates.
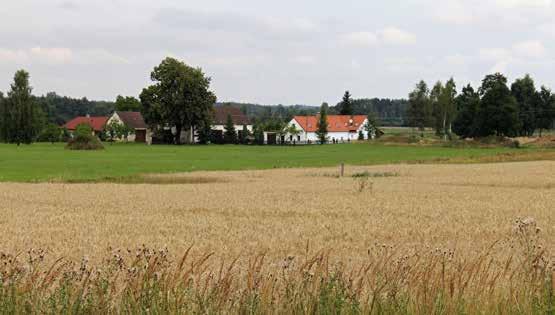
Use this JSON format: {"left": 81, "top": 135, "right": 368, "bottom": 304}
{"left": 406, "top": 73, "right": 555, "bottom": 139}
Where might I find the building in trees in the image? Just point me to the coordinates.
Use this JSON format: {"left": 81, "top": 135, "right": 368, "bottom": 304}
{"left": 106, "top": 111, "right": 149, "bottom": 143}
{"left": 274, "top": 114, "right": 369, "bottom": 144}
{"left": 63, "top": 115, "right": 108, "bottom": 137}
{"left": 210, "top": 106, "right": 252, "bottom": 144}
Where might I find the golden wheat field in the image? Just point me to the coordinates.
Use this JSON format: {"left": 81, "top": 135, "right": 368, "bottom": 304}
{"left": 1, "top": 161, "right": 554, "bottom": 263}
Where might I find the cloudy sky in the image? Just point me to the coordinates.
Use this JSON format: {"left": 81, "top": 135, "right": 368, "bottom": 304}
{"left": 1, "top": 0, "right": 555, "bottom": 105}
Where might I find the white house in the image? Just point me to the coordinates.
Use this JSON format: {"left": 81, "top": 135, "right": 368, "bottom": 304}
{"left": 208, "top": 106, "right": 253, "bottom": 142}
{"left": 266, "top": 115, "right": 369, "bottom": 144}
{"left": 171, "top": 106, "right": 254, "bottom": 144}
{"left": 106, "top": 111, "right": 151, "bottom": 143}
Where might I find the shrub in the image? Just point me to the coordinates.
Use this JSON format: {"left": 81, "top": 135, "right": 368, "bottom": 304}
{"left": 37, "top": 124, "right": 61, "bottom": 143}
{"left": 66, "top": 134, "right": 104, "bottom": 150}
{"left": 75, "top": 123, "right": 93, "bottom": 137}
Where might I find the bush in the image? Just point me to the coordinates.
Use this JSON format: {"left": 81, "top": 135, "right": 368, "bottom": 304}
{"left": 75, "top": 123, "right": 93, "bottom": 137}
{"left": 66, "top": 134, "right": 104, "bottom": 150}
{"left": 37, "top": 124, "right": 61, "bottom": 143}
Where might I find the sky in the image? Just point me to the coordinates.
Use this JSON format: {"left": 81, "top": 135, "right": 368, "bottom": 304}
{"left": 1, "top": 0, "right": 555, "bottom": 105}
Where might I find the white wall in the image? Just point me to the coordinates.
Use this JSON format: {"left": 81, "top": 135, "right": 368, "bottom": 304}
{"left": 212, "top": 124, "right": 254, "bottom": 132}
{"left": 106, "top": 113, "right": 137, "bottom": 142}
{"left": 282, "top": 118, "right": 370, "bottom": 143}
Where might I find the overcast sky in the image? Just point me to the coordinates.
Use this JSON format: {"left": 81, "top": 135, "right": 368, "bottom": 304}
{"left": 1, "top": 0, "right": 555, "bottom": 105}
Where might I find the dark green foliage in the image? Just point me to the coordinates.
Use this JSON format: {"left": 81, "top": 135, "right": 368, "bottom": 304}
{"left": 358, "top": 130, "right": 364, "bottom": 140}
{"left": 196, "top": 119, "right": 213, "bottom": 144}
{"left": 316, "top": 103, "right": 328, "bottom": 144}
{"left": 36, "top": 92, "right": 114, "bottom": 125}
{"left": 2, "top": 70, "right": 44, "bottom": 145}
{"left": 365, "top": 111, "right": 380, "bottom": 140}
{"left": 537, "top": 87, "right": 555, "bottom": 136}
{"left": 407, "top": 80, "right": 432, "bottom": 132}
{"left": 115, "top": 95, "right": 142, "bottom": 112}
{"left": 338, "top": 91, "right": 353, "bottom": 115}
{"left": 37, "top": 123, "right": 62, "bottom": 143}
{"left": 223, "top": 114, "right": 237, "bottom": 144}
{"left": 239, "top": 125, "right": 250, "bottom": 144}
{"left": 453, "top": 84, "right": 480, "bottom": 138}
{"left": 0, "top": 92, "right": 6, "bottom": 141}
{"left": 60, "top": 127, "right": 71, "bottom": 142}
{"left": 477, "top": 73, "right": 520, "bottom": 137}
{"left": 511, "top": 74, "right": 540, "bottom": 136}
{"left": 253, "top": 124, "right": 265, "bottom": 145}
{"left": 140, "top": 57, "right": 216, "bottom": 144}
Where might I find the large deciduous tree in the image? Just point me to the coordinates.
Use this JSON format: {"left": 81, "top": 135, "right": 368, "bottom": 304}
{"left": 316, "top": 102, "right": 329, "bottom": 144}
{"left": 339, "top": 91, "right": 353, "bottom": 115}
{"left": 2, "top": 70, "right": 43, "bottom": 145}
{"left": 452, "top": 84, "right": 480, "bottom": 138}
{"left": 477, "top": 73, "right": 520, "bottom": 137}
{"left": 407, "top": 80, "right": 432, "bottom": 134}
{"left": 511, "top": 74, "right": 539, "bottom": 136}
{"left": 140, "top": 57, "right": 216, "bottom": 144}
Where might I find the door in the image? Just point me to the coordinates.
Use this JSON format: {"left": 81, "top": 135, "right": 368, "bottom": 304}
{"left": 135, "top": 129, "right": 147, "bottom": 143}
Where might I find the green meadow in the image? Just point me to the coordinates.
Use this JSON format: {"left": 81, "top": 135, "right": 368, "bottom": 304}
{"left": 0, "top": 142, "right": 527, "bottom": 182}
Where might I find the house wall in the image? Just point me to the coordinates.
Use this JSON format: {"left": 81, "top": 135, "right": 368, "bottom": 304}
{"left": 106, "top": 113, "right": 137, "bottom": 142}
{"left": 212, "top": 124, "right": 253, "bottom": 132}
{"left": 107, "top": 112, "right": 153, "bottom": 143}
{"left": 282, "top": 118, "right": 370, "bottom": 143}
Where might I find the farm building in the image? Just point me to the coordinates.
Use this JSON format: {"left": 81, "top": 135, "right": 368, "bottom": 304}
{"left": 210, "top": 106, "right": 253, "bottom": 141}
{"left": 63, "top": 115, "right": 108, "bottom": 137}
{"left": 266, "top": 115, "right": 370, "bottom": 144}
{"left": 107, "top": 111, "right": 151, "bottom": 143}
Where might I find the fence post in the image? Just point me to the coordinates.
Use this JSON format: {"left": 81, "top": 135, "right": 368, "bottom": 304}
{"left": 340, "top": 163, "right": 344, "bottom": 177}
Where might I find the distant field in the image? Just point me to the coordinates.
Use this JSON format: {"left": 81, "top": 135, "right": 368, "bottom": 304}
{"left": 0, "top": 142, "right": 531, "bottom": 182}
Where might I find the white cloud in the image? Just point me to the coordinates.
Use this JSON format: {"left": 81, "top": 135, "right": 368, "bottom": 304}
{"left": 479, "top": 48, "right": 512, "bottom": 61}
{"left": 341, "top": 27, "right": 416, "bottom": 47}
{"left": 30, "top": 47, "right": 73, "bottom": 64}
{"left": 341, "top": 32, "right": 378, "bottom": 47}
{"left": 434, "top": 1, "right": 474, "bottom": 25}
{"left": 378, "top": 27, "right": 417, "bottom": 45}
{"left": 291, "top": 55, "right": 317, "bottom": 65}
{"left": 493, "top": 0, "right": 552, "bottom": 9}
{"left": 512, "top": 40, "right": 546, "bottom": 58}
{"left": 0, "top": 47, "right": 128, "bottom": 65}
{"left": 261, "top": 17, "right": 318, "bottom": 34}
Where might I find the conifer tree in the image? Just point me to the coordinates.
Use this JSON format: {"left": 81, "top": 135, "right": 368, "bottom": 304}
{"left": 316, "top": 103, "right": 329, "bottom": 144}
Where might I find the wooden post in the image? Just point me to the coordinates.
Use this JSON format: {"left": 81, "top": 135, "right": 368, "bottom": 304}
{"left": 340, "top": 163, "right": 344, "bottom": 177}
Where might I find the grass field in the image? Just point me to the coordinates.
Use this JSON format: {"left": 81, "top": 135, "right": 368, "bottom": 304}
{"left": 0, "top": 162, "right": 554, "bottom": 313}
{"left": 0, "top": 142, "right": 532, "bottom": 182}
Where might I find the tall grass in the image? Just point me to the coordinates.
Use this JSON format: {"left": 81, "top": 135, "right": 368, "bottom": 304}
{"left": 0, "top": 218, "right": 553, "bottom": 314}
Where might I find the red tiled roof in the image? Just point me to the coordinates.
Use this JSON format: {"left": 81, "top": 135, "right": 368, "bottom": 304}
{"left": 293, "top": 115, "right": 367, "bottom": 132}
{"left": 115, "top": 111, "right": 147, "bottom": 129}
{"left": 64, "top": 116, "right": 108, "bottom": 132}
{"left": 213, "top": 106, "right": 250, "bottom": 125}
